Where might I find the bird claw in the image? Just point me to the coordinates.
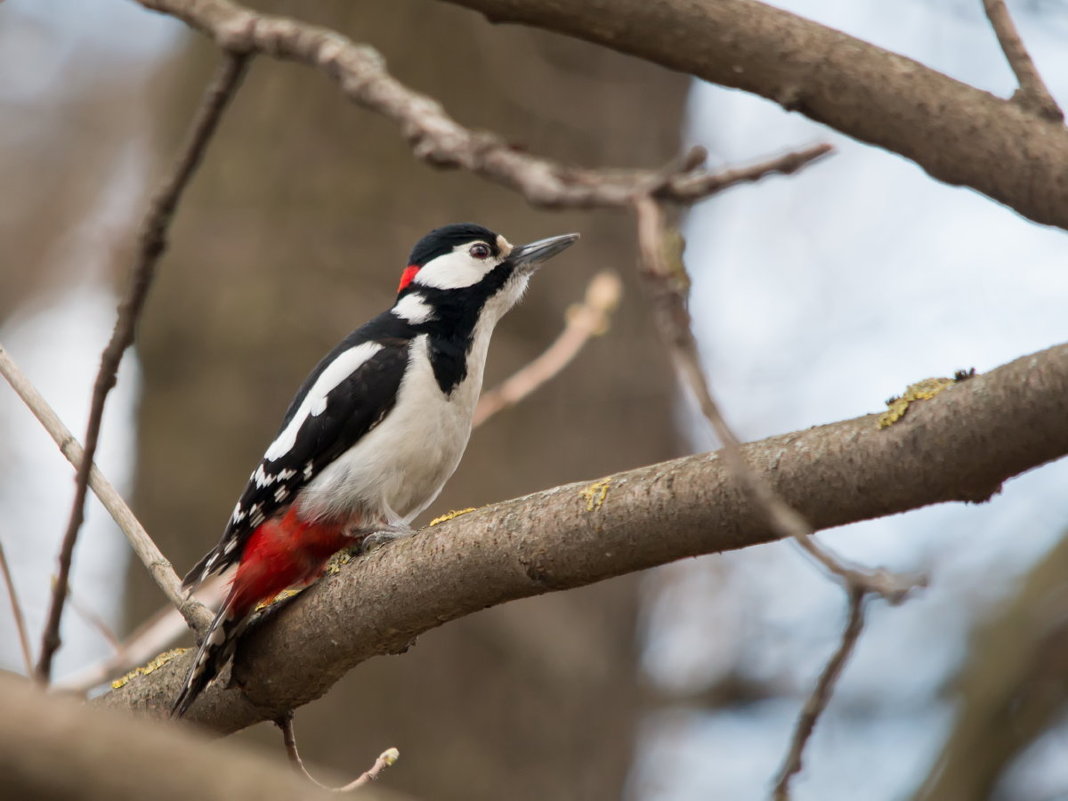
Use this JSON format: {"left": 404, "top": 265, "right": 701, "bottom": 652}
{"left": 359, "top": 524, "right": 415, "bottom": 554}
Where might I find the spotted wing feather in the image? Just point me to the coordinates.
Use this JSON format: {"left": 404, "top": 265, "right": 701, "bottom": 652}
{"left": 182, "top": 334, "right": 411, "bottom": 588}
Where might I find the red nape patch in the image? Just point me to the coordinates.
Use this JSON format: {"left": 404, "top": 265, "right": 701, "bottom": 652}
{"left": 397, "top": 264, "right": 420, "bottom": 293}
{"left": 228, "top": 507, "right": 351, "bottom": 616}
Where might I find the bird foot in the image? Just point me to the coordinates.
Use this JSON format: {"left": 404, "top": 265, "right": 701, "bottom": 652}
{"left": 358, "top": 523, "right": 415, "bottom": 554}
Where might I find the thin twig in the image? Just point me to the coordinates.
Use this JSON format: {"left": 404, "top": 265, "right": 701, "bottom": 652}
{"left": 58, "top": 576, "right": 226, "bottom": 693}
{"left": 631, "top": 196, "right": 919, "bottom": 600}
{"left": 135, "top": 0, "right": 832, "bottom": 210}
{"left": 0, "top": 539, "right": 34, "bottom": 676}
{"left": 771, "top": 587, "right": 866, "bottom": 801}
{"left": 666, "top": 143, "right": 833, "bottom": 198}
{"left": 982, "top": 0, "right": 1063, "bottom": 121}
{"left": 473, "top": 271, "right": 623, "bottom": 427}
{"left": 18, "top": 55, "right": 245, "bottom": 683}
{"left": 631, "top": 196, "right": 923, "bottom": 801}
{"left": 35, "top": 51, "right": 249, "bottom": 683}
{"left": 59, "top": 579, "right": 123, "bottom": 654}
{"left": 13, "top": 55, "right": 245, "bottom": 683}
{"left": 0, "top": 344, "right": 212, "bottom": 634}
{"left": 277, "top": 713, "right": 399, "bottom": 792}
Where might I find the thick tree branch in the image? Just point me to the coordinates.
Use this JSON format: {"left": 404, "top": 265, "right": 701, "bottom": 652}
{"left": 97, "top": 342, "right": 1068, "bottom": 731}
{"left": 632, "top": 197, "right": 917, "bottom": 600}
{"left": 442, "top": 0, "right": 1068, "bottom": 229}
{"left": 632, "top": 196, "right": 921, "bottom": 799}
{"left": 0, "top": 674, "right": 397, "bottom": 801}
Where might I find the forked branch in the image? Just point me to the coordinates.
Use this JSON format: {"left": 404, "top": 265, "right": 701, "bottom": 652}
{"left": 982, "top": 0, "right": 1063, "bottom": 121}
{"left": 631, "top": 196, "right": 923, "bottom": 801}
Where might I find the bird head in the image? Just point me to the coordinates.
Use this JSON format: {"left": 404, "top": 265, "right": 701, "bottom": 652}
{"left": 398, "top": 222, "right": 577, "bottom": 291}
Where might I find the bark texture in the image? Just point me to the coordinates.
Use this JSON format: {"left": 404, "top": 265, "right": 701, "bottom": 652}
{"left": 103, "top": 343, "right": 1068, "bottom": 732}
{"left": 442, "top": 0, "right": 1068, "bottom": 229}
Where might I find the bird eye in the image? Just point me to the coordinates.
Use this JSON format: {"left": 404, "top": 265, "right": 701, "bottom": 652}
{"left": 469, "top": 243, "right": 491, "bottom": 259}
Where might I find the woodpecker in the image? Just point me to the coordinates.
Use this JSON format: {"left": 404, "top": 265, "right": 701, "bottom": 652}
{"left": 171, "top": 223, "right": 579, "bottom": 718}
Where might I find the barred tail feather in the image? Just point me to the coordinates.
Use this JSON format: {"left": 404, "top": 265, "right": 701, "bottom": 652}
{"left": 182, "top": 546, "right": 224, "bottom": 590}
{"left": 173, "top": 508, "right": 351, "bottom": 717}
{"left": 170, "top": 601, "right": 249, "bottom": 719}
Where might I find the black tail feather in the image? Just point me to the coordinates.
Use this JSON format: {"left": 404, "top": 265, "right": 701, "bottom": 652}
{"left": 182, "top": 547, "right": 221, "bottom": 590}
{"left": 170, "top": 601, "right": 248, "bottom": 718}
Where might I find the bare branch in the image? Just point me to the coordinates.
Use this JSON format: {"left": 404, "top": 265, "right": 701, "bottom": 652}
{"left": 59, "top": 580, "right": 123, "bottom": 654}
{"left": 58, "top": 577, "right": 226, "bottom": 693}
{"left": 277, "top": 713, "right": 400, "bottom": 792}
{"left": 631, "top": 196, "right": 923, "bottom": 795}
{"left": 443, "top": 0, "right": 1068, "bottom": 230}
{"left": 95, "top": 342, "right": 1068, "bottom": 729}
{"left": 35, "top": 51, "right": 248, "bottom": 682}
{"left": 631, "top": 197, "right": 920, "bottom": 599}
{"left": 474, "top": 271, "right": 622, "bottom": 427}
{"left": 0, "top": 344, "right": 212, "bottom": 634}
{"left": 982, "top": 0, "right": 1063, "bottom": 121}
{"left": 666, "top": 144, "right": 833, "bottom": 199}
{"left": 772, "top": 588, "right": 867, "bottom": 801}
{"left": 132, "top": 0, "right": 828, "bottom": 211}
{"left": 0, "top": 672, "right": 397, "bottom": 801}
{"left": 0, "top": 539, "right": 33, "bottom": 677}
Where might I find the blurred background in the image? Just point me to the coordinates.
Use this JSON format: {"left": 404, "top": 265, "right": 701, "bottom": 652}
{"left": 2, "top": 1, "right": 1067, "bottom": 800}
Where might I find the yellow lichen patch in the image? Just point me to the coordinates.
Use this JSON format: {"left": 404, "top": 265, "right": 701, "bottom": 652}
{"left": 878, "top": 377, "right": 955, "bottom": 429}
{"left": 255, "top": 587, "right": 303, "bottom": 610}
{"left": 111, "top": 648, "right": 187, "bottom": 689}
{"left": 429, "top": 507, "right": 477, "bottom": 526}
{"left": 580, "top": 478, "right": 612, "bottom": 512}
{"left": 325, "top": 549, "right": 354, "bottom": 575}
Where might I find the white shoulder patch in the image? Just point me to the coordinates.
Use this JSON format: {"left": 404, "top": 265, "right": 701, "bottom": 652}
{"left": 393, "top": 293, "right": 435, "bottom": 324}
{"left": 264, "top": 342, "right": 383, "bottom": 462}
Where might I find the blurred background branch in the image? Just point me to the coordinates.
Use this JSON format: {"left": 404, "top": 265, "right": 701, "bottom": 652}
{"left": 0, "top": 673, "right": 401, "bottom": 801}
{"left": 912, "top": 530, "right": 1068, "bottom": 801}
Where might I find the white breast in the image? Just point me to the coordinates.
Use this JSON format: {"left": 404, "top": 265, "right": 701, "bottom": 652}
{"left": 297, "top": 332, "right": 489, "bottom": 526}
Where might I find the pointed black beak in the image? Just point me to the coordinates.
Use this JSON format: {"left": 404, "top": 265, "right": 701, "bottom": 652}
{"left": 509, "top": 233, "right": 580, "bottom": 270}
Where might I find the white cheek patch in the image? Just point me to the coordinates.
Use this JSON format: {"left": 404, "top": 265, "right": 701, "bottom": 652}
{"left": 264, "top": 342, "right": 383, "bottom": 461}
{"left": 393, "top": 292, "right": 435, "bottom": 324}
{"left": 414, "top": 244, "right": 498, "bottom": 290}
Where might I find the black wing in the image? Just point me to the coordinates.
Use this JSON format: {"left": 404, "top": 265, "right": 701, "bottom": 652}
{"left": 182, "top": 333, "right": 412, "bottom": 588}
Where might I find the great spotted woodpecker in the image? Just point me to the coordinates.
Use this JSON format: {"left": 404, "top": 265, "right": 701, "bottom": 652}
{"left": 171, "top": 223, "right": 579, "bottom": 718}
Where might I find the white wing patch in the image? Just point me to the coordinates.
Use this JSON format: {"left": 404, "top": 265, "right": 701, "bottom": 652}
{"left": 393, "top": 292, "right": 435, "bottom": 324}
{"left": 263, "top": 342, "right": 383, "bottom": 462}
